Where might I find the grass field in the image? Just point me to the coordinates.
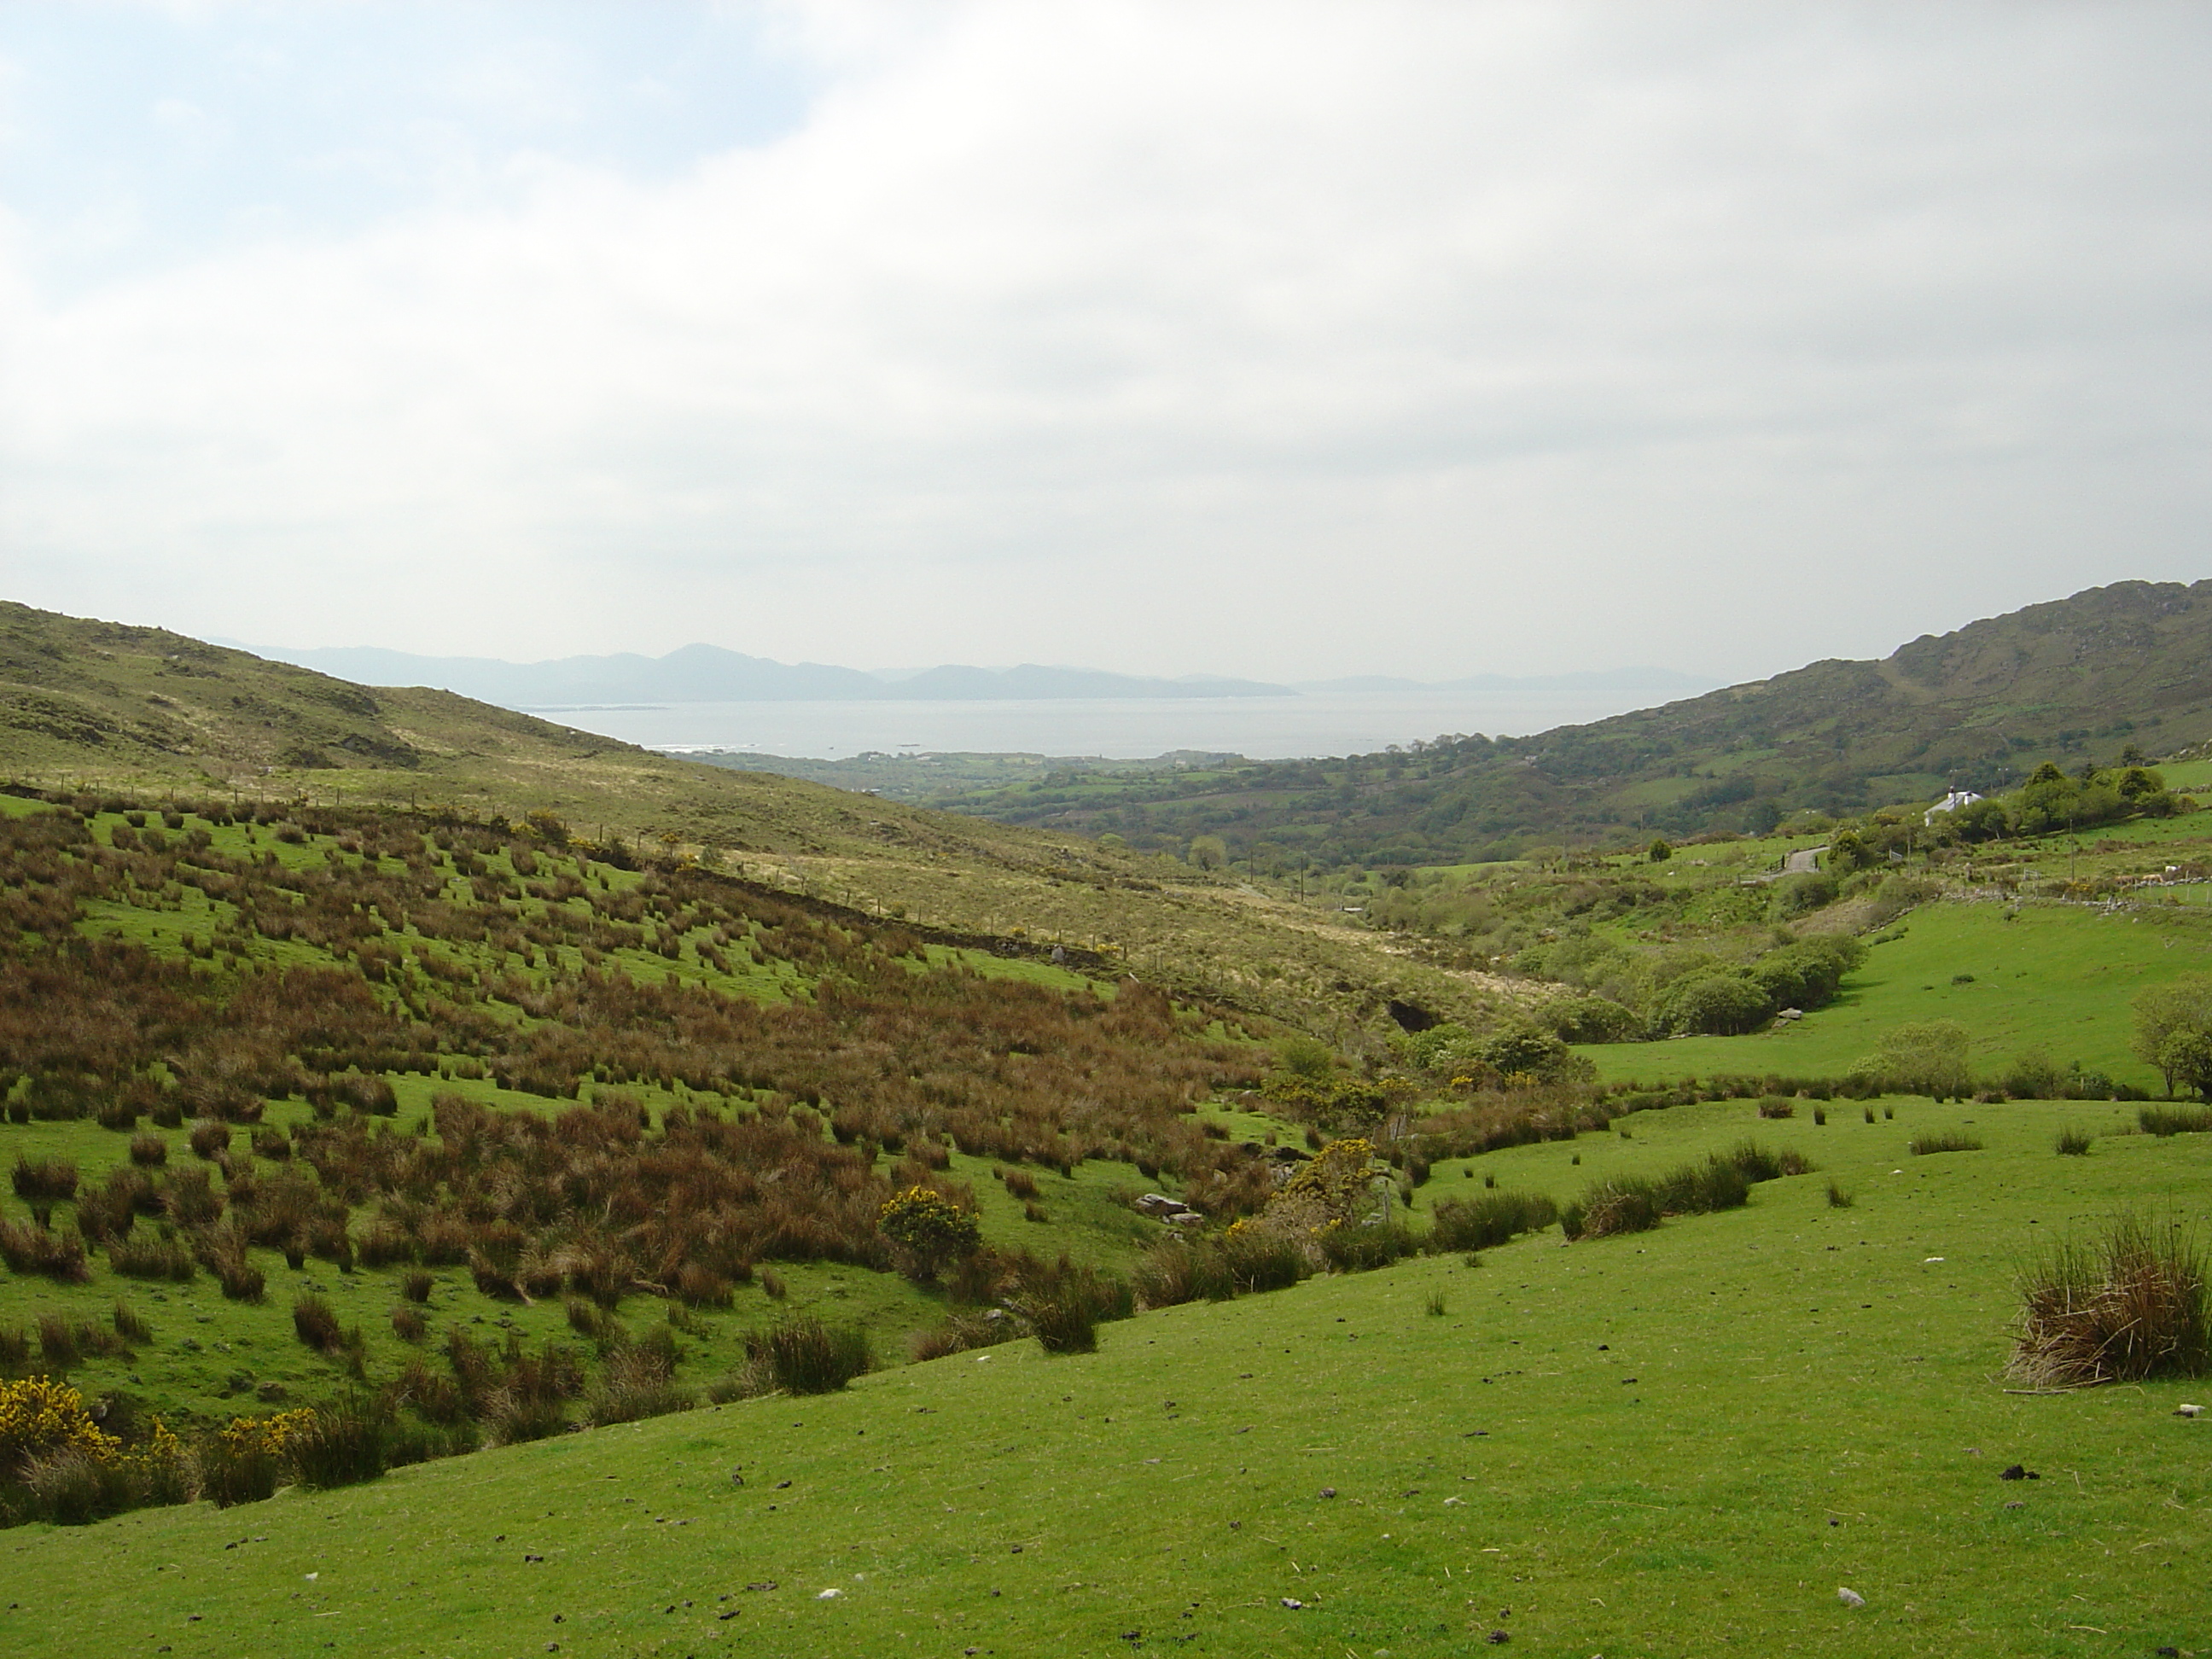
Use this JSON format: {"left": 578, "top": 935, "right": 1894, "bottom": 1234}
{"left": 2, "top": 1090, "right": 2205, "bottom": 1657}
{"left": 1579, "top": 897, "right": 2212, "bottom": 1090}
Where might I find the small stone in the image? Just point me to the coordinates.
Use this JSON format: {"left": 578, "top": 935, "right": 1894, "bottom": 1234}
{"left": 1280, "top": 1598, "right": 1304, "bottom": 1610}
{"left": 1837, "top": 1587, "right": 1866, "bottom": 1609}
{"left": 1318, "top": 1487, "right": 1336, "bottom": 1499}
{"left": 2175, "top": 1403, "right": 2203, "bottom": 1418}
{"left": 2004, "top": 1501, "right": 2025, "bottom": 1510}
{"left": 1487, "top": 1633, "right": 1511, "bottom": 1644}
{"left": 817, "top": 1588, "right": 841, "bottom": 1600}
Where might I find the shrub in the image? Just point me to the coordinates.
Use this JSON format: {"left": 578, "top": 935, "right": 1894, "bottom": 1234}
{"left": 1908, "top": 1132, "right": 1983, "bottom": 1155}
{"left": 128, "top": 1134, "right": 168, "bottom": 1167}
{"left": 2056, "top": 1126, "right": 2094, "bottom": 1156}
{"left": 1024, "top": 1295, "right": 1097, "bottom": 1355}
{"left": 10, "top": 1156, "right": 79, "bottom": 1203}
{"left": 1722, "top": 1140, "right": 1813, "bottom": 1183}
{"left": 287, "top": 1394, "right": 388, "bottom": 1489}
{"left": 760, "top": 1268, "right": 788, "bottom": 1301}
{"left": 401, "top": 1270, "right": 434, "bottom": 1303}
{"left": 1561, "top": 1180, "right": 1661, "bottom": 1241}
{"left": 739, "top": 1317, "right": 871, "bottom": 1395}
{"left": 1318, "top": 1220, "right": 1418, "bottom": 1272}
{"left": 585, "top": 1345, "right": 692, "bottom": 1425}
{"left": 999, "top": 1167, "right": 1041, "bottom": 1201}
{"left": 1426, "top": 1191, "right": 1558, "bottom": 1253}
{"left": 1132, "top": 1240, "right": 1237, "bottom": 1307}
{"left": 2011, "top": 1214, "right": 2208, "bottom": 1388}
{"left": 0, "top": 1220, "right": 90, "bottom": 1283}
{"left": 909, "top": 1311, "right": 1020, "bottom": 1363}
{"left": 1220, "top": 1228, "right": 1309, "bottom": 1293}
{"left": 674, "top": 1263, "right": 733, "bottom": 1309}
{"left": 2139, "top": 1104, "right": 2212, "bottom": 1138}
{"left": 391, "top": 1305, "right": 428, "bottom": 1342}
{"left": 20, "top": 1445, "right": 137, "bottom": 1526}
{"left": 1756, "top": 1097, "right": 1796, "bottom": 1120}
{"left": 188, "top": 1120, "right": 232, "bottom": 1160}
{"left": 1650, "top": 1156, "right": 1750, "bottom": 1216}
{"left": 108, "top": 1232, "right": 195, "bottom": 1281}
{"left": 1425, "top": 1288, "right": 1448, "bottom": 1316}
{"left": 293, "top": 1296, "right": 346, "bottom": 1353}
{"left": 1825, "top": 1179, "right": 1854, "bottom": 1208}
{"left": 113, "top": 1301, "right": 154, "bottom": 1345}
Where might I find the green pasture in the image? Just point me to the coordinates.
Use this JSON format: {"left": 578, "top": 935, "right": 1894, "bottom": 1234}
{"left": 4, "top": 1091, "right": 2209, "bottom": 1656}
{"left": 1579, "top": 898, "right": 2212, "bottom": 1089}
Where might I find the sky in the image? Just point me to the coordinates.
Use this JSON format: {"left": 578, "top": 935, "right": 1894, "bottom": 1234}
{"left": 1, "top": 0, "right": 2208, "bottom": 684}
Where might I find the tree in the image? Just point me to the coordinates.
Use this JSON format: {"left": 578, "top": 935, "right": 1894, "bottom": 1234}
{"left": 2133, "top": 975, "right": 2212, "bottom": 1097}
{"left": 1647, "top": 839, "right": 1672, "bottom": 863}
{"left": 2161, "top": 1029, "right": 2212, "bottom": 1101}
{"left": 877, "top": 1186, "right": 981, "bottom": 1282}
{"left": 1187, "top": 835, "right": 1227, "bottom": 870}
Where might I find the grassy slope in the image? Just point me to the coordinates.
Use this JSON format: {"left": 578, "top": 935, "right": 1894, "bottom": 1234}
{"left": 909, "top": 579, "right": 2212, "bottom": 859}
{"left": 3, "top": 1094, "right": 2206, "bottom": 1657}
{"left": 0, "top": 605, "right": 1517, "bottom": 1036}
{"left": 1577, "top": 897, "right": 2212, "bottom": 1090}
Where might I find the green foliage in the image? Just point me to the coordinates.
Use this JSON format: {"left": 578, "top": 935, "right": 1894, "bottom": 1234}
{"left": 2133, "top": 974, "right": 2212, "bottom": 1097}
{"left": 1647, "top": 840, "right": 1672, "bottom": 863}
{"left": 1768, "top": 870, "right": 1837, "bottom": 917}
{"left": 1272, "top": 1035, "right": 1336, "bottom": 1081}
{"left": 1850, "top": 1021, "right": 1974, "bottom": 1100}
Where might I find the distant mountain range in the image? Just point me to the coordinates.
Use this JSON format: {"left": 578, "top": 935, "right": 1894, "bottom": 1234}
{"left": 235, "top": 643, "right": 1715, "bottom": 708}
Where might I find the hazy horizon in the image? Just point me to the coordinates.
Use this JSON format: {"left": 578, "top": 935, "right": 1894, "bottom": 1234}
{"left": 5, "top": 3, "right": 2207, "bottom": 684}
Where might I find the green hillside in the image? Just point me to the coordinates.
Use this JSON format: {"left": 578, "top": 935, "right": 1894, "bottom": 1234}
{"left": 0, "top": 602, "right": 1523, "bottom": 1039}
{"left": 901, "top": 579, "right": 2212, "bottom": 864}
{"left": 3, "top": 1091, "right": 2204, "bottom": 1658}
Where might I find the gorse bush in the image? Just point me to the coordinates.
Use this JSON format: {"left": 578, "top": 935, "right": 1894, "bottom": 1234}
{"left": 2011, "top": 1214, "right": 2209, "bottom": 1388}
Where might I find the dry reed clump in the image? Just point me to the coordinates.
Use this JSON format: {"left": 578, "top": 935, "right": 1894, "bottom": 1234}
{"left": 585, "top": 1344, "right": 693, "bottom": 1425}
{"left": 0, "top": 1220, "right": 89, "bottom": 1283}
{"left": 726, "top": 1316, "right": 872, "bottom": 1397}
{"left": 908, "top": 1309, "right": 1022, "bottom": 1363}
{"left": 2011, "top": 1214, "right": 2209, "bottom": 1388}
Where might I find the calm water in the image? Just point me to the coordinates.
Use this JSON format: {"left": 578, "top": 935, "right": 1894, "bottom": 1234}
{"left": 533, "top": 690, "right": 1691, "bottom": 761}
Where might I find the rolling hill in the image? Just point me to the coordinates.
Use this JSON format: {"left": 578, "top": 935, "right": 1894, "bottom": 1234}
{"left": 904, "top": 579, "right": 2212, "bottom": 864}
{"left": 0, "top": 601, "right": 1517, "bottom": 1038}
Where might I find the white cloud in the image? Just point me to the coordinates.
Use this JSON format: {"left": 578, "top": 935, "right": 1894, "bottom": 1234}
{"left": 3, "top": 0, "right": 2209, "bottom": 680}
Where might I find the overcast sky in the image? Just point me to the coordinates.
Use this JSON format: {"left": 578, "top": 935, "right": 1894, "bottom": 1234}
{"left": 2, "top": 1, "right": 2207, "bottom": 683}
